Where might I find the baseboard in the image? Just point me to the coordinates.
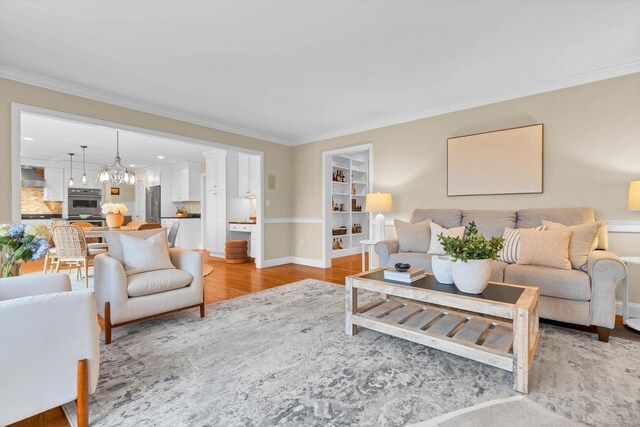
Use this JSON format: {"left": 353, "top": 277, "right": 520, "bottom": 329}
{"left": 616, "top": 300, "right": 640, "bottom": 318}
{"left": 262, "top": 256, "right": 324, "bottom": 268}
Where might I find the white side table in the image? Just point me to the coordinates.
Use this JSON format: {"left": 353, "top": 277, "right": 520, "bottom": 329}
{"left": 360, "top": 240, "right": 377, "bottom": 272}
{"left": 620, "top": 256, "right": 640, "bottom": 332}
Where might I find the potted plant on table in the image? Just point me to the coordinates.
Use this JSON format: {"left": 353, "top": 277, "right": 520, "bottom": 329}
{"left": 437, "top": 221, "right": 504, "bottom": 294}
{"left": 0, "top": 224, "right": 51, "bottom": 277}
{"left": 102, "top": 203, "right": 129, "bottom": 229}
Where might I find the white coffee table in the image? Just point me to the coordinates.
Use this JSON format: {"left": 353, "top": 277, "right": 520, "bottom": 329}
{"left": 621, "top": 256, "right": 640, "bottom": 332}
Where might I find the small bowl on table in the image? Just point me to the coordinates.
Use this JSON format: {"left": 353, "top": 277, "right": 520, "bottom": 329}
{"left": 394, "top": 263, "right": 411, "bottom": 272}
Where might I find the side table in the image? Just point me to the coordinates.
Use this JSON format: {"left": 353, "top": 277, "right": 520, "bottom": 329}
{"left": 620, "top": 256, "right": 640, "bottom": 332}
{"left": 360, "top": 240, "right": 377, "bottom": 272}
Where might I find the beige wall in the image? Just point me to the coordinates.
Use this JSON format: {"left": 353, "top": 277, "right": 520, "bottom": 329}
{"left": 0, "top": 77, "right": 293, "bottom": 260}
{"left": 293, "top": 73, "right": 640, "bottom": 302}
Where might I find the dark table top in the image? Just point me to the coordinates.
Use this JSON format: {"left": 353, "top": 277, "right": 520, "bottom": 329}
{"left": 359, "top": 270, "right": 525, "bottom": 305}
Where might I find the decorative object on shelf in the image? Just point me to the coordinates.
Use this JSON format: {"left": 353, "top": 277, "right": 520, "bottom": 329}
{"left": 80, "top": 145, "right": 88, "bottom": 185}
{"left": 438, "top": 222, "right": 504, "bottom": 294}
{"left": 332, "top": 238, "right": 344, "bottom": 250}
{"left": 352, "top": 183, "right": 356, "bottom": 195}
{"left": 0, "top": 223, "right": 51, "bottom": 277}
{"left": 628, "top": 180, "right": 640, "bottom": 211}
{"left": 365, "top": 192, "right": 392, "bottom": 241}
{"left": 67, "top": 153, "right": 75, "bottom": 187}
{"left": 432, "top": 255, "right": 454, "bottom": 284}
{"left": 394, "top": 262, "right": 410, "bottom": 272}
{"left": 175, "top": 207, "right": 189, "bottom": 218}
{"left": 97, "top": 131, "right": 137, "bottom": 185}
{"left": 102, "top": 203, "right": 128, "bottom": 229}
{"left": 332, "top": 226, "right": 348, "bottom": 236}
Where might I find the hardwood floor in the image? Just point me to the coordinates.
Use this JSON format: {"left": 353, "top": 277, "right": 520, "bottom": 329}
{"left": 13, "top": 253, "right": 640, "bottom": 426}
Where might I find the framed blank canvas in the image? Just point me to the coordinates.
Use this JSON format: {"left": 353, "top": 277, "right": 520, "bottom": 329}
{"left": 447, "top": 124, "right": 543, "bottom": 196}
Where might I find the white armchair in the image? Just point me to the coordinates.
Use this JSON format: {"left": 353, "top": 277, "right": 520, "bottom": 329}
{"left": 0, "top": 273, "right": 100, "bottom": 427}
{"left": 94, "top": 247, "right": 204, "bottom": 344}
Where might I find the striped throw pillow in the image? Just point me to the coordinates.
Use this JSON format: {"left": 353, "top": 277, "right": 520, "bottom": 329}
{"left": 499, "top": 226, "right": 546, "bottom": 264}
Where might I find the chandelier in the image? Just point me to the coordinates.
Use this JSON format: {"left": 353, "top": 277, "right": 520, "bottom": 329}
{"left": 97, "top": 131, "right": 137, "bottom": 185}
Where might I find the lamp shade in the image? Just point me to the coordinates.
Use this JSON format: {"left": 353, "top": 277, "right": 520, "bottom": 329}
{"left": 365, "top": 193, "right": 393, "bottom": 213}
{"left": 629, "top": 180, "right": 640, "bottom": 211}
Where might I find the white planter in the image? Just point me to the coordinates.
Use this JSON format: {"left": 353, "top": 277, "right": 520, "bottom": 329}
{"left": 451, "top": 259, "right": 493, "bottom": 294}
{"left": 432, "top": 255, "right": 454, "bottom": 284}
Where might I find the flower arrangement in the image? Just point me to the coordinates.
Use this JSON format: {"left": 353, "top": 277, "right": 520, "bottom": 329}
{"left": 437, "top": 222, "right": 504, "bottom": 262}
{"left": 101, "top": 203, "right": 128, "bottom": 215}
{"left": 0, "top": 223, "right": 51, "bottom": 277}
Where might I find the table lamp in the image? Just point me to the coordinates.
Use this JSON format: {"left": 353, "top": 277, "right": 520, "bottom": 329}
{"left": 628, "top": 180, "right": 640, "bottom": 211}
{"left": 365, "top": 192, "right": 393, "bottom": 242}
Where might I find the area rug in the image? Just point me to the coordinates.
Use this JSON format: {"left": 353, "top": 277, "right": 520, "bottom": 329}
{"left": 64, "top": 280, "right": 640, "bottom": 426}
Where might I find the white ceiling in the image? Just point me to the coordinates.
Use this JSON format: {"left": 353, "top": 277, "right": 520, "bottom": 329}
{"left": 20, "top": 112, "right": 208, "bottom": 169}
{"left": 1, "top": 1, "right": 639, "bottom": 145}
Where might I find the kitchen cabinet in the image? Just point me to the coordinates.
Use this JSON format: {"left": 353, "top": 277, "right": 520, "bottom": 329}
{"left": 171, "top": 162, "right": 201, "bottom": 202}
{"left": 147, "top": 168, "right": 161, "bottom": 186}
{"left": 21, "top": 219, "right": 52, "bottom": 227}
{"left": 43, "top": 167, "right": 64, "bottom": 201}
{"left": 205, "top": 154, "right": 226, "bottom": 191}
{"left": 229, "top": 223, "right": 257, "bottom": 258}
{"left": 205, "top": 189, "right": 226, "bottom": 255}
{"left": 237, "top": 153, "right": 259, "bottom": 198}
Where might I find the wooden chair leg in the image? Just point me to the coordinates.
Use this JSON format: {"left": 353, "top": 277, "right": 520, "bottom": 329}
{"left": 55, "top": 260, "right": 61, "bottom": 273}
{"left": 77, "top": 359, "right": 89, "bottom": 427}
{"left": 42, "top": 253, "right": 49, "bottom": 273}
{"left": 200, "top": 303, "right": 205, "bottom": 318}
{"left": 596, "top": 326, "right": 611, "bottom": 343}
{"left": 84, "top": 260, "right": 89, "bottom": 288}
{"left": 104, "top": 302, "right": 112, "bottom": 345}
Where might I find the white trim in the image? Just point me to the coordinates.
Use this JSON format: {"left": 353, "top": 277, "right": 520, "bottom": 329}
{"left": 263, "top": 217, "right": 323, "bottom": 224}
{"left": 606, "top": 221, "right": 640, "bottom": 233}
{"left": 616, "top": 300, "right": 640, "bottom": 318}
{"left": 407, "top": 395, "right": 525, "bottom": 427}
{"left": 262, "top": 256, "right": 324, "bottom": 268}
{"left": 0, "top": 66, "right": 293, "bottom": 146}
{"left": 294, "top": 60, "right": 640, "bottom": 145}
{"left": 331, "top": 246, "right": 363, "bottom": 258}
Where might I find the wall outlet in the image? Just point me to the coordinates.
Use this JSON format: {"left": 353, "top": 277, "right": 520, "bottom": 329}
{"left": 299, "top": 238, "right": 304, "bottom": 246}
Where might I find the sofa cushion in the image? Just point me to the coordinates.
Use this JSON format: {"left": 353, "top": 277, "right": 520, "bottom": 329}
{"left": 542, "top": 220, "right": 601, "bottom": 271}
{"left": 516, "top": 207, "right": 595, "bottom": 229}
{"left": 428, "top": 222, "right": 465, "bottom": 255}
{"left": 517, "top": 229, "right": 572, "bottom": 270}
{"left": 462, "top": 210, "right": 516, "bottom": 239}
{"left": 120, "top": 232, "right": 175, "bottom": 275}
{"left": 504, "top": 264, "right": 591, "bottom": 301}
{"left": 395, "top": 219, "right": 431, "bottom": 253}
{"left": 499, "top": 226, "right": 545, "bottom": 264}
{"left": 103, "top": 229, "right": 166, "bottom": 264}
{"left": 127, "top": 268, "right": 193, "bottom": 297}
{"left": 389, "top": 252, "right": 434, "bottom": 273}
{"left": 411, "top": 209, "right": 462, "bottom": 229}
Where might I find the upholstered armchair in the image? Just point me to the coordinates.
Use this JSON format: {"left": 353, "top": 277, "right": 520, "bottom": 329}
{"left": 0, "top": 273, "right": 100, "bottom": 427}
{"left": 94, "top": 230, "right": 204, "bottom": 344}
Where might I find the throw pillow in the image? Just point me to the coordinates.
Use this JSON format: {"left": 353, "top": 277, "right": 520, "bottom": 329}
{"left": 517, "top": 229, "right": 572, "bottom": 270}
{"left": 395, "top": 219, "right": 431, "bottom": 253}
{"left": 499, "top": 226, "right": 545, "bottom": 264}
{"left": 542, "top": 220, "right": 602, "bottom": 270}
{"left": 120, "top": 231, "right": 175, "bottom": 275}
{"left": 428, "top": 222, "right": 465, "bottom": 255}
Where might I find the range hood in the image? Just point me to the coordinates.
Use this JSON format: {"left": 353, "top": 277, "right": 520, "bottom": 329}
{"left": 21, "top": 166, "right": 46, "bottom": 188}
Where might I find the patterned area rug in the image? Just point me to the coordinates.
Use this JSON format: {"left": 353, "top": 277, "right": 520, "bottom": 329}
{"left": 64, "top": 280, "right": 640, "bottom": 426}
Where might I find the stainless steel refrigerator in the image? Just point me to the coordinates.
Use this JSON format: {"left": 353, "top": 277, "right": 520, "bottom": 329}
{"left": 146, "top": 185, "right": 161, "bottom": 223}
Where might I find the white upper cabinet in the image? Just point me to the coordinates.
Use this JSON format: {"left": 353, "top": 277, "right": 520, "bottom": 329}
{"left": 206, "top": 155, "right": 226, "bottom": 191}
{"left": 43, "top": 167, "right": 64, "bottom": 201}
{"left": 147, "top": 169, "right": 161, "bottom": 187}
{"left": 237, "top": 153, "right": 259, "bottom": 198}
{"left": 171, "top": 162, "right": 201, "bottom": 202}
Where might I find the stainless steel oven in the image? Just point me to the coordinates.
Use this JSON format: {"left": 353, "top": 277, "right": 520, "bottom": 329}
{"left": 68, "top": 188, "right": 103, "bottom": 217}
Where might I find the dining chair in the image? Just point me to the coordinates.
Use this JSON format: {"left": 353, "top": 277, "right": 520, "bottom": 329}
{"left": 167, "top": 221, "right": 180, "bottom": 248}
{"left": 51, "top": 226, "right": 108, "bottom": 288}
{"left": 138, "top": 223, "right": 162, "bottom": 230}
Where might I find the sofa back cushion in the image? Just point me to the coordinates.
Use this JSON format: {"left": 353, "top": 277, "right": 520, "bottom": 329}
{"left": 103, "top": 229, "right": 167, "bottom": 265}
{"left": 462, "top": 210, "right": 517, "bottom": 239}
{"left": 411, "top": 209, "right": 462, "bottom": 229}
{"left": 395, "top": 219, "right": 431, "bottom": 253}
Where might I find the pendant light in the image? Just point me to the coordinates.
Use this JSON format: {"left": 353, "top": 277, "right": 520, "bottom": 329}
{"left": 68, "top": 153, "right": 75, "bottom": 187}
{"left": 81, "top": 145, "right": 88, "bottom": 185}
{"left": 97, "top": 131, "right": 137, "bottom": 185}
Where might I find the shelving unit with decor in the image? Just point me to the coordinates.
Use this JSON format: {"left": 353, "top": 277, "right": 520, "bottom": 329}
{"left": 330, "top": 154, "right": 369, "bottom": 257}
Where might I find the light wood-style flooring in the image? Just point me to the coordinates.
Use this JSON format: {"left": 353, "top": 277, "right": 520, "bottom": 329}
{"left": 12, "top": 254, "right": 640, "bottom": 426}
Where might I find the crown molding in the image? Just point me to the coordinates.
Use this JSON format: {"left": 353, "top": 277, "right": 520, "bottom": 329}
{"left": 293, "top": 60, "right": 640, "bottom": 145}
{"left": 0, "top": 66, "right": 294, "bottom": 146}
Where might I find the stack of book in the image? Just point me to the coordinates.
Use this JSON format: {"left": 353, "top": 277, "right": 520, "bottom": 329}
{"left": 383, "top": 267, "right": 426, "bottom": 283}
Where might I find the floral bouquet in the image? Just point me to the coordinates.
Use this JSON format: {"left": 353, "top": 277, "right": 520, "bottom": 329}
{"left": 101, "top": 203, "right": 128, "bottom": 215}
{"left": 0, "top": 223, "right": 51, "bottom": 277}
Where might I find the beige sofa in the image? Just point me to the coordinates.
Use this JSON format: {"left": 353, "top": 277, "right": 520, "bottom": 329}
{"left": 375, "top": 207, "right": 626, "bottom": 342}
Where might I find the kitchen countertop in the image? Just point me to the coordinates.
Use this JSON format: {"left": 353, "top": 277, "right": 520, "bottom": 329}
{"left": 161, "top": 214, "right": 201, "bottom": 219}
{"left": 229, "top": 221, "right": 257, "bottom": 224}
{"left": 21, "top": 214, "right": 63, "bottom": 219}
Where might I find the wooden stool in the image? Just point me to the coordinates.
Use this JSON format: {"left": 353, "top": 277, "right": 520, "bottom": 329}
{"left": 225, "top": 240, "right": 248, "bottom": 264}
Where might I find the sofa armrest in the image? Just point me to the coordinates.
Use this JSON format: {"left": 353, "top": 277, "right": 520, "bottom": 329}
{"left": 94, "top": 253, "right": 129, "bottom": 318}
{"left": 0, "top": 273, "right": 71, "bottom": 301}
{"left": 0, "top": 291, "right": 100, "bottom": 424}
{"left": 587, "top": 250, "right": 627, "bottom": 329}
{"left": 169, "top": 249, "right": 203, "bottom": 297}
{"left": 375, "top": 240, "right": 399, "bottom": 268}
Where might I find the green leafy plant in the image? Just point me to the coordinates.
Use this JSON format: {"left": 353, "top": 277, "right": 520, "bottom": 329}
{"left": 437, "top": 221, "right": 504, "bottom": 262}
